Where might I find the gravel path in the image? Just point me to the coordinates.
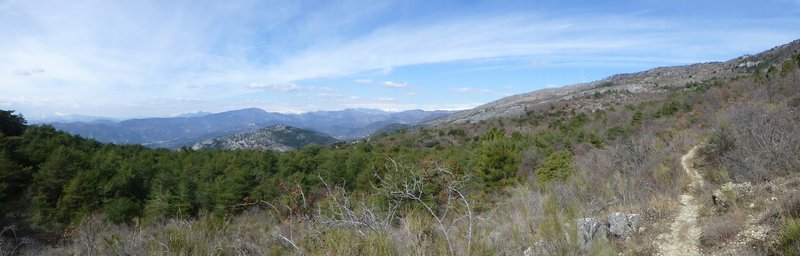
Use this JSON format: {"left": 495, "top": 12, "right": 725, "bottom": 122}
{"left": 656, "top": 145, "right": 703, "bottom": 256}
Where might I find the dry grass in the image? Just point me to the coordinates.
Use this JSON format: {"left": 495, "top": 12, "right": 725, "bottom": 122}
{"left": 699, "top": 211, "right": 746, "bottom": 248}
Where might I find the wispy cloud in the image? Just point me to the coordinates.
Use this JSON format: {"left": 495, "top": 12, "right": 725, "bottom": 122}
{"left": 453, "top": 87, "right": 492, "bottom": 94}
{"left": 381, "top": 81, "right": 409, "bottom": 88}
{"left": 248, "top": 82, "right": 302, "bottom": 92}
{"left": 12, "top": 68, "right": 46, "bottom": 76}
{"left": 259, "top": 13, "right": 798, "bottom": 85}
{"left": 355, "top": 79, "right": 373, "bottom": 84}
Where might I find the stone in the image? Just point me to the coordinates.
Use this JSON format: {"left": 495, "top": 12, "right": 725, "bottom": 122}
{"left": 524, "top": 240, "right": 547, "bottom": 256}
{"left": 712, "top": 182, "right": 754, "bottom": 208}
{"left": 608, "top": 212, "right": 641, "bottom": 239}
{"left": 576, "top": 218, "right": 607, "bottom": 251}
{"left": 523, "top": 246, "right": 534, "bottom": 256}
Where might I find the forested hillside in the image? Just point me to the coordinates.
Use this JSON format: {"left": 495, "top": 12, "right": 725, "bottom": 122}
{"left": 1, "top": 44, "right": 800, "bottom": 255}
{"left": 191, "top": 125, "right": 339, "bottom": 152}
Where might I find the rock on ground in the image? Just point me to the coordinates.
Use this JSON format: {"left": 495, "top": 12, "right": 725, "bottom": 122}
{"left": 608, "top": 212, "right": 641, "bottom": 239}
{"left": 576, "top": 218, "right": 607, "bottom": 251}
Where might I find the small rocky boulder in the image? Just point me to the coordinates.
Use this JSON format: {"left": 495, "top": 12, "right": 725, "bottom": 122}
{"left": 607, "top": 212, "right": 641, "bottom": 239}
{"left": 523, "top": 240, "right": 547, "bottom": 256}
{"left": 712, "top": 182, "right": 754, "bottom": 208}
{"left": 576, "top": 218, "right": 607, "bottom": 251}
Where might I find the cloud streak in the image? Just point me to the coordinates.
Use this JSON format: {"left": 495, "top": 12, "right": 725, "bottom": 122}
{"left": 381, "top": 81, "right": 409, "bottom": 88}
{"left": 248, "top": 82, "right": 302, "bottom": 92}
{"left": 355, "top": 79, "right": 373, "bottom": 84}
{"left": 453, "top": 87, "right": 492, "bottom": 94}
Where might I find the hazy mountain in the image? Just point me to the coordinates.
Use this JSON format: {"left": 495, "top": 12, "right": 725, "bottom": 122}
{"left": 28, "top": 114, "right": 118, "bottom": 124}
{"left": 51, "top": 108, "right": 453, "bottom": 148}
{"left": 191, "top": 125, "right": 337, "bottom": 152}
{"left": 174, "top": 111, "right": 213, "bottom": 118}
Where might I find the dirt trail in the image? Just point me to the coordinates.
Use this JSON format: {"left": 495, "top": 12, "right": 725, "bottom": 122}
{"left": 656, "top": 145, "right": 703, "bottom": 256}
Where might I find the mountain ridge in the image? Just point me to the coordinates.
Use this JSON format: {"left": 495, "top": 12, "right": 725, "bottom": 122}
{"left": 428, "top": 39, "right": 800, "bottom": 126}
{"left": 51, "top": 108, "right": 453, "bottom": 148}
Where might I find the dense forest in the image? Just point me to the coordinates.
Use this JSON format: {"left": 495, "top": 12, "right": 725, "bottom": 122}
{"left": 1, "top": 53, "right": 800, "bottom": 255}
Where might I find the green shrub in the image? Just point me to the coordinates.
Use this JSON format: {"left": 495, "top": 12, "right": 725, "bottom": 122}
{"left": 655, "top": 99, "right": 682, "bottom": 117}
{"left": 779, "top": 218, "right": 800, "bottom": 255}
{"left": 104, "top": 197, "right": 141, "bottom": 224}
{"left": 477, "top": 128, "right": 519, "bottom": 189}
{"left": 534, "top": 151, "right": 574, "bottom": 183}
{"left": 631, "top": 110, "right": 644, "bottom": 127}
{"left": 606, "top": 126, "right": 628, "bottom": 141}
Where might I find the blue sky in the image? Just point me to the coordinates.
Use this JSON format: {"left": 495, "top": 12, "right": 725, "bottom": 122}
{"left": 1, "top": 0, "right": 798, "bottom": 119}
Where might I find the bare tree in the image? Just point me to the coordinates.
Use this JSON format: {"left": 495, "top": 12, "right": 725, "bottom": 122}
{"left": 374, "top": 159, "right": 475, "bottom": 256}
{"left": 316, "top": 175, "right": 397, "bottom": 234}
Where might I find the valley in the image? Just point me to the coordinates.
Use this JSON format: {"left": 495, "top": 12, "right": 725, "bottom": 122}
{"left": 47, "top": 108, "right": 450, "bottom": 149}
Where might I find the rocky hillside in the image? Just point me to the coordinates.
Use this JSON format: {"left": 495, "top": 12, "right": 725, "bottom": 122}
{"left": 429, "top": 39, "right": 800, "bottom": 125}
{"left": 191, "top": 125, "right": 338, "bottom": 152}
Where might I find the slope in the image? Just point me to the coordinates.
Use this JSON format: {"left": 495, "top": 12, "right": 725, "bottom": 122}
{"left": 428, "top": 39, "right": 800, "bottom": 126}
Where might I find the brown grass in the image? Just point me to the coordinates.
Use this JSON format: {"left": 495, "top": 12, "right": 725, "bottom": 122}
{"left": 699, "top": 211, "right": 746, "bottom": 248}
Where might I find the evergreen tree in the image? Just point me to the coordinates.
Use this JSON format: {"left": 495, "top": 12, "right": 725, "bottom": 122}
{"left": 0, "top": 110, "right": 25, "bottom": 136}
{"left": 476, "top": 128, "right": 518, "bottom": 189}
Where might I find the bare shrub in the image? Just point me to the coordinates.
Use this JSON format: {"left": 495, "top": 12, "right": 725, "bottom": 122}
{"left": 374, "top": 159, "right": 475, "bottom": 256}
{"left": 763, "top": 192, "right": 800, "bottom": 225}
{"left": 473, "top": 185, "right": 543, "bottom": 255}
{"left": 574, "top": 127, "right": 692, "bottom": 210}
{"left": 715, "top": 103, "right": 800, "bottom": 182}
{"left": 316, "top": 175, "right": 396, "bottom": 232}
{"left": 699, "top": 213, "right": 745, "bottom": 247}
{"left": 0, "top": 226, "right": 33, "bottom": 256}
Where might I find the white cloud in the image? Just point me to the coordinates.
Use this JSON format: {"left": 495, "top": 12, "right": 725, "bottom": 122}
{"left": 355, "top": 79, "right": 373, "bottom": 84}
{"left": 248, "top": 82, "right": 302, "bottom": 92}
{"left": 144, "top": 97, "right": 204, "bottom": 105}
{"left": 341, "top": 101, "right": 477, "bottom": 112}
{"left": 377, "top": 97, "right": 395, "bottom": 101}
{"left": 453, "top": 87, "right": 492, "bottom": 94}
{"left": 12, "top": 67, "right": 45, "bottom": 76}
{"left": 381, "top": 81, "right": 408, "bottom": 88}
{"left": 404, "top": 92, "right": 417, "bottom": 96}
{"left": 308, "top": 86, "right": 335, "bottom": 92}
{"left": 315, "top": 92, "right": 343, "bottom": 98}
{"left": 257, "top": 15, "right": 658, "bottom": 84}
{"left": 257, "top": 12, "right": 799, "bottom": 85}
{"left": 529, "top": 59, "right": 551, "bottom": 67}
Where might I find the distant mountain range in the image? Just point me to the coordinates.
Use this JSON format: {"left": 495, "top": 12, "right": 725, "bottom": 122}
{"left": 28, "top": 114, "right": 118, "bottom": 124}
{"left": 191, "top": 125, "right": 338, "bottom": 152}
{"left": 50, "top": 108, "right": 453, "bottom": 148}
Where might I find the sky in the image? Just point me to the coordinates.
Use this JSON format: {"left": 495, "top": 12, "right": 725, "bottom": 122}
{"left": 1, "top": 0, "right": 799, "bottom": 120}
